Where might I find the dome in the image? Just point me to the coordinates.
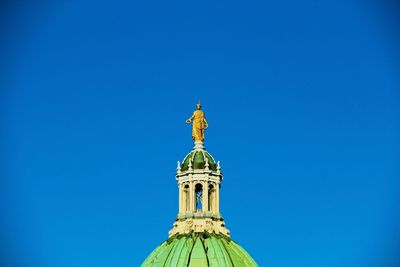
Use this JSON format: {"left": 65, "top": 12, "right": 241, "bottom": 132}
{"left": 181, "top": 150, "right": 217, "bottom": 171}
{"left": 141, "top": 233, "right": 258, "bottom": 267}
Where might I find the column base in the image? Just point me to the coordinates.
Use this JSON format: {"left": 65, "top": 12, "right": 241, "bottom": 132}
{"left": 168, "top": 217, "right": 230, "bottom": 238}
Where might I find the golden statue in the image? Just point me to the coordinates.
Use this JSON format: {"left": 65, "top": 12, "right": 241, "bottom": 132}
{"left": 186, "top": 103, "right": 208, "bottom": 142}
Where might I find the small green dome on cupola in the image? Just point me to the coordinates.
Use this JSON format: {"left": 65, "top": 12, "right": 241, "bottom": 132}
{"left": 180, "top": 141, "right": 218, "bottom": 172}
{"left": 181, "top": 149, "right": 217, "bottom": 171}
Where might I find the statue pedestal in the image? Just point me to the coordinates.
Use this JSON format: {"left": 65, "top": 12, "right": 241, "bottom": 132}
{"left": 194, "top": 141, "right": 205, "bottom": 150}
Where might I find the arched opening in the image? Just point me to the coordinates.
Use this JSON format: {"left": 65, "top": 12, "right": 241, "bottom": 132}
{"left": 209, "top": 184, "right": 215, "bottom": 212}
{"left": 184, "top": 184, "right": 190, "bottom": 212}
{"left": 195, "top": 183, "right": 203, "bottom": 211}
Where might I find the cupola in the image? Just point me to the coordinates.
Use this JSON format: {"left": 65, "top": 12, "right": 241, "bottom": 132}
{"left": 141, "top": 104, "right": 258, "bottom": 267}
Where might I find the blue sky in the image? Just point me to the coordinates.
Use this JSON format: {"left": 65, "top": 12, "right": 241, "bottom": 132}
{"left": 1, "top": 1, "right": 399, "bottom": 266}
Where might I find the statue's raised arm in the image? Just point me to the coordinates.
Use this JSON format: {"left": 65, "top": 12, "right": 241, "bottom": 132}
{"left": 186, "top": 103, "right": 207, "bottom": 142}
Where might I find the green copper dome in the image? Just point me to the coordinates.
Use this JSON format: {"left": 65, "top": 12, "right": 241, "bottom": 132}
{"left": 181, "top": 150, "right": 217, "bottom": 171}
{"left": 141, "top": 233, "right": 258, "bottom": 267}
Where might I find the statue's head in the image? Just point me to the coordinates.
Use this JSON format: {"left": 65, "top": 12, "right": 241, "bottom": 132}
{"left": 196, "top": 103, "right": 202, "bottom": 110}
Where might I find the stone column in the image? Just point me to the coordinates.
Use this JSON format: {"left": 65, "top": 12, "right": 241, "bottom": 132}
{"left": 190, "top": 181, "right": 195, "bottom": 212}
{"left": 178, "top": 183, "right": 183, "bottom": 214}
{"left": 210, "top": 183, "right": 215, "bottom": 214}
{"left": 202, "top": 181, "right": 208, "bottom": 212}
{"left": 215, "top": 183, "right": 220, "bottom": 216}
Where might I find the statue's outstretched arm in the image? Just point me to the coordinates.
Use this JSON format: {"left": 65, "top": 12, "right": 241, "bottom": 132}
{"left": 186, "top": 113, "right": 194, "bottom": 123}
